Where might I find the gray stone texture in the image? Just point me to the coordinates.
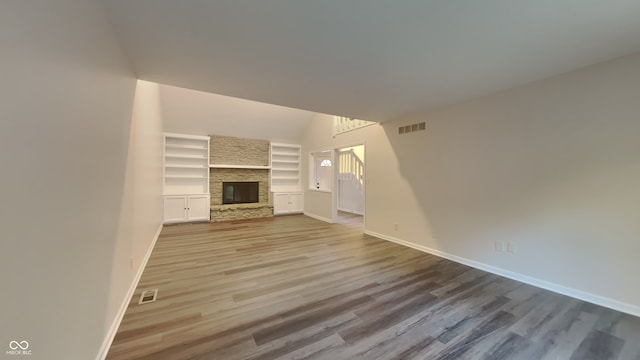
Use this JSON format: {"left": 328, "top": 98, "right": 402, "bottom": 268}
{"left": 210, "top": 204, "right": 274, "bottom": 222}
{"left": 209, "top": 135, "right": 272, "bottom": 221}
{"left": 210, "top": 135, "right": 270, "bottom": 166}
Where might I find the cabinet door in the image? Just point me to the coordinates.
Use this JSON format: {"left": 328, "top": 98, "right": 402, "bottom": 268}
{"left": 273, "top": 192, "right": 291, "bottom": 215}
{"left": 289, "top": 192, "right": 304, "bottom": 213}
{"left": 187, "top": 195, "right": 210, "bottom": 221}
{"left": 164, "top": 196, "right": 187, "bottom": 223}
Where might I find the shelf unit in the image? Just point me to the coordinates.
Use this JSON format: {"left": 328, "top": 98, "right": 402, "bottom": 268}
{"left": 164, "top": 133, "right": 210, "bottom": 223}
{"left": 271, "top": 143, "right": 303, "bottom": 216}
{"left": 164, "top": 133, "right": 210, "bottom": 195}
{"left": 270, "top": 143, "right": 301, "bottom": 192}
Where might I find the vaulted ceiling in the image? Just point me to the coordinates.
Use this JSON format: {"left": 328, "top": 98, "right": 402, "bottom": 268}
{"left": 101, "top": 0, "right": 640, "bottom": 122}
{"left": 159, "top": 84, "right": 316, "bottom": 142}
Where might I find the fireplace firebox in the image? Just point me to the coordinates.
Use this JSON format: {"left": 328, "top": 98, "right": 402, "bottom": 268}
{"left": 223, "top": 182, "right": 259, "bottom": 204}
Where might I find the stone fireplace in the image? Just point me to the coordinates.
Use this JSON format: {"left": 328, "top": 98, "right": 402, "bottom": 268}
{"left": 222, "top": 181, "right": 259, "bottom": 204}
{"left": 209, "top": 135, "right": 273, "bottom": 221}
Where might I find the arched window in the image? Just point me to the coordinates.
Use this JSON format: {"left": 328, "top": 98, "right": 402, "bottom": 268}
{"left": 320, "top": 159, "right": 332, "bottom": 167}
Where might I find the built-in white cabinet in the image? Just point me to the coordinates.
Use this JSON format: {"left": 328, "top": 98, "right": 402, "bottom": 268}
{"left": 270, "top": 143, "right": 301, "bottom": 192}
{"left": 164, "top": 133, "right": 210, "bottom": 223}
{"left": 163, "top": 195, "right": 210, "bottom": 223}
{"left": 273, "top": 192, "right": 304, "bottom": 215}
{"left": 271, "top": 143, "right": 303, "bottom": 216}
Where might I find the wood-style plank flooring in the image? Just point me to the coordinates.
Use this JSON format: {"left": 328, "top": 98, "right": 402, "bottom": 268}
{"left": 107, "top": 215, "right": 640, "bottom": 360}
{"left": 335, "top": 211, "right": 363, "bottom": 228}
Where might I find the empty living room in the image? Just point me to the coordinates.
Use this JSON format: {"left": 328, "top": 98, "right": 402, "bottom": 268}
{"left": 2, "top": 1, "right": 640, "bottom": 360}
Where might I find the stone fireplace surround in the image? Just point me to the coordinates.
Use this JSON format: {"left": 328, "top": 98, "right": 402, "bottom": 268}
{"left": 209, "top": 135, "right": 273, "bottom": 222}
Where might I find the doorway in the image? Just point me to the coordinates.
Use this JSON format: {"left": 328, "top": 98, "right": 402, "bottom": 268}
{"left": 334, "top": 145, "right": 365, "bottom": 228}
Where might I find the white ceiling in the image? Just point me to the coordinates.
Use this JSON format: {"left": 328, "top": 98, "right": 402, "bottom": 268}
{"left": 159, "top": 84, "right": 315, "bottom": 142}
{"left": 101, "top": 0, "right": 640, "bottom": 122}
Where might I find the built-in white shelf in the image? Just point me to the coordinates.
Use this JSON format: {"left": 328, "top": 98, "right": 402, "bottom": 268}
{"left": 166, "top": 164, "right": 207, "bottom": 169}
{"left": 165, "top": 154, "right": 208, "bottom": 160}
{"left": 271, "top": 142, "right": 301, "bottom": 193}
{"left": 271, "top": 151, "right": 300, "bottom": 156}
{"left": 164, "top": 133, "right": 210, "bottom": 200}
{"left": 209, "top": 164, "right": 271, "bottom": 169}
{"left": 272, "top": 167, "right": 299, "bottom": 171}
{"left": 165, "top": 144, "right": 208, "bottom": 150}
{"left": 165, "top": 175, "right": 208, "bottom": 179}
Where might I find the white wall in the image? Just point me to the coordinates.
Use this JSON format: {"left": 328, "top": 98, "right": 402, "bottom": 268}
{"left": 0, "top": 2, "right": 162, "bottom": 360}
{"left": 300, "top": 52, "right": 640, "bottom": 315}
{"left": 103, "top": 80, "right": 164, "bottom": 357}
{"left": 128, "top": 81, "right": 164, "bottom": 291}
{"left": 159, "top": 83, "right": 315, "bottom": 142}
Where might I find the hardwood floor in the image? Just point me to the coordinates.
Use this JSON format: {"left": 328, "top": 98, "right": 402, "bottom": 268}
{"left": 335, "top": 211, "right": 363, "bottom": 228}
{"left": 106, "top": 215, "right": 640, "bottom": 360}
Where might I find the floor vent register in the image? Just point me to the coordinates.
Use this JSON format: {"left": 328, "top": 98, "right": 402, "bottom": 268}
{"left": 138, "top": 289, "right": 158, "bottom": 304}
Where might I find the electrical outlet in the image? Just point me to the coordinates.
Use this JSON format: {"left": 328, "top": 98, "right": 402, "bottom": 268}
{"left": 494, "top": 240, "right": 504, "bottom": 252}
{"left": 394, "top": 223, "right": 399, "bottom": 231}
{"left": 507, "top": 241, "right": 517, "bottom": 254}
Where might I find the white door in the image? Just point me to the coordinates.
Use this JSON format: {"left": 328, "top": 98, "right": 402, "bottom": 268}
{"left": 164, "top": 196, "right": 187, "bottom": 223}
{"left": 187, "top": 195, "right": 210, "bottom": 221}
{"left": 314, "top": 155, "right": 333, "bottom": 191}
{"left": 273, "top": 193, "right": 291, "bottom": 215}
{"left": 289, "top": 192, "right": 304, "bottom": 213}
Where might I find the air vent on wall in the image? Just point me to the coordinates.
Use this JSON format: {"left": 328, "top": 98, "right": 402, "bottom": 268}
{"left": 139, "top": 289, "right": 158, "bottom": 304}
{"left": 398, "top": 122, "right": 426, "bottom": 135}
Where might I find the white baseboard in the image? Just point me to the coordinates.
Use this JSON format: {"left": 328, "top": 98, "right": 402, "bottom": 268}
{"left": 365, "top": 230, "right": 640, "bottom": 318}
{"left": 304, "top": 211, "right": 334, "bottom": 224}
{"left": 337, "top": 207, "right": 364, "bottom": 216}
{"left": 95, "top": 223, "right": 163, "bottom": 360}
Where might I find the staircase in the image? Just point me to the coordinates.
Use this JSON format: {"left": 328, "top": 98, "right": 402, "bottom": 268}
{"left": 333, "top": 116, "right": 376, "bottom": 136}
{"left": 338, "top": 149, "right": 364, "bottom": 195}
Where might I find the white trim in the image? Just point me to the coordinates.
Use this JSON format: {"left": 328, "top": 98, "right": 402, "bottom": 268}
{"left": 270, "top": 142, "right": 300, "bottom": 148}
{"left": 337, "top": 207, "right": 364, "bottom": 216}
{"left": 209, "top": 164, "right": 271, "bottom": 169}
{"left": 304, "top": 211, "right": 334, "bottom": 224}
{"left": 309, "top": 188, "right": 332, "bottom": 193}
{"left": 164, "top": 132, "right": 210, "bottom": 141}
{"left": 364, "top": 230, "right": 640, "bottom": 318}
{"left": 95, "top": 224, "right": 163, "bottom": 360}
